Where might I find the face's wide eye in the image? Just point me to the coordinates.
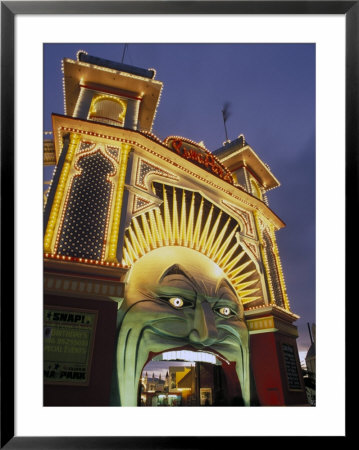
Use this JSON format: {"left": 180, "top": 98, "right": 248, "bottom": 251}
{"left": 169, "top": 297, "right": 184, "bottom": 308}
{"left": 215, "top": 306, "right": 236, "bottom": 318}
{"left": 219, "top": 307, "right": 231, "bottom": 316}
{"left": 156, "top": 290, "right": 194, "bottom": 309}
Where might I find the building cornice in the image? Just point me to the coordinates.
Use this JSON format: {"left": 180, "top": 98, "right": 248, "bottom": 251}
{"left": 51, "top": 114, "right": 286, "bottom": 230}
{"left": 244, "top": 304, "right": 300, "bottom": 322}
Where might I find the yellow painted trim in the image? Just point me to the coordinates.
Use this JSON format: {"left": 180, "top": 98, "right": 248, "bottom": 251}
{"left": 43, "top": 133, "right": 81, "bottom": 253}
{"left": 250, "top": 178, "right": 263, "bottom": 200}
{"left": 269, "top": 225, "right": 291, "bottom": 311}
{"left": 253, "top": 211, "right": 276, "bottom": 305}
{"left": 248, "top": 328, "right": 278, "bottom": 335}
{"left": 107, "top": 143, "right": 132, "bottom": 262}
{"left": 247, "top": 316, "right": 275, "bottom": 332}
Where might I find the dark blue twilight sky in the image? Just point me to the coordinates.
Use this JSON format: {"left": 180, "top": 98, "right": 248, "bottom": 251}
{"left": 44, "top": 43, "right": 315, "bottom": 358}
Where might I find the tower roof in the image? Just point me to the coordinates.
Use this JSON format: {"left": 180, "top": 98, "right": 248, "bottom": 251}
{"left": 214, "top": 136, "right": 280, "bottom": 191}
{"left": 62, "top": 52, "right": 163, "bottom": 132}
{"left": 77, "top": 52, "right": 156, "bottom": 80}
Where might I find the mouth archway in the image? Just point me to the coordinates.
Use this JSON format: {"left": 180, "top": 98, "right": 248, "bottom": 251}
{"left": 138, "top": 346, "right": 243, "bottom": 406}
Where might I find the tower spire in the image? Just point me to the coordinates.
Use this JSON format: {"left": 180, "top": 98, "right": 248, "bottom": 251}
{"left": 121, "top": 44, "right": 128, "bottom": 64}
{"left": 221, "top": 102, "right": 231, "bottom": 143}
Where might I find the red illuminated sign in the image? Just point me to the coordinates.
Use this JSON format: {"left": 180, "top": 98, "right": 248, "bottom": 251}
{"left": 166, "top": 137, "right": 233, "bottom": 184}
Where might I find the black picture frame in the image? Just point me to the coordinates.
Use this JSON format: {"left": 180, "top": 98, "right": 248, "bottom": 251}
{"left": 1, "top": 1, "right": 354, "bottom": 447}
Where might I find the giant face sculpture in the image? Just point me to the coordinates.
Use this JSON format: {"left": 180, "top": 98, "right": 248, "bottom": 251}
{"left": 114, "top": 246, "right": 251, "bottom": 406}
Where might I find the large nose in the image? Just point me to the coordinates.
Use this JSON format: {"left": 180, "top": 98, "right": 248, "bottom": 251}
{"left": 189, "top": 298, "right": 218, "bottom": 346}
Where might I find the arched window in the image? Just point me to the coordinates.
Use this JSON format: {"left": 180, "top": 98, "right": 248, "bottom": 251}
{"left": 88, "top": 95, "right": 127, "bottom": 127}
{"left": 57, "top": 151, "right": 115, "bottom": 260}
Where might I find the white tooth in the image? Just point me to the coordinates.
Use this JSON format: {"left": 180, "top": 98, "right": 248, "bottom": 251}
{"left": 161, "top": 350, "right": 217, "bottom": 364}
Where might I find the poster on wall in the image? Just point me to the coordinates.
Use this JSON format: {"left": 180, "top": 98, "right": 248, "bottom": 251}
{"left": 44, "top": 306, "right": 97, "bottom": 385}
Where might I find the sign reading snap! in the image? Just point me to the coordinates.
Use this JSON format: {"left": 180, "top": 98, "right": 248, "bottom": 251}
{"left": 165, "top": 137, "right": 234, "bottom": 184}
{"left": 44, "top": 306, "right": 97, "bottom": 385}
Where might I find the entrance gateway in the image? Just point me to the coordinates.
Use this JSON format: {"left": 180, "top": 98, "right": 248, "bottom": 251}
{"left": 140, "top": 350, "right": 244, "bottom": 407}
{"left": 43, "top": 51, "right": 307, "bottom": 406}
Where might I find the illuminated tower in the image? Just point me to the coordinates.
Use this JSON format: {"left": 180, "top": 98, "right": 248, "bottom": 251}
{"left": 214, "top": 136, "right": 306, "bottom": 405}
{"left": 43, "top": 51, "right": 307, "bottom": 406}
{"left": 43, "top": 51, "right": 162, "bottom": 405}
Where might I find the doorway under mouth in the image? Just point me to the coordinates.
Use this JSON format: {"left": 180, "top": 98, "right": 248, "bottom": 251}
{"left": 138, "top": 349, "right": 244, "bottom": 406}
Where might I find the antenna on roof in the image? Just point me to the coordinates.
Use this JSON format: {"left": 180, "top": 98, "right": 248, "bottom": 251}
{"left": 221, "top": 102, "right": 231, "bottom": 144}
{"left": 121, "top": 44, "right": 128, "bottom": 64}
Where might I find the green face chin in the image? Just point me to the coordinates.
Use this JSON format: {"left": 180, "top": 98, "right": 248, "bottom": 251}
{"left": 114, "top": 246, "right": 251, "bottom": 406}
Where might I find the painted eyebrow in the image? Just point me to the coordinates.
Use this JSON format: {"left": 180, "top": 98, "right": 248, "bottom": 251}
{"left": 216, "top": 278, "right": 238, "bottom": 299}
{"left": 159, "top": 264, "right": 198, "bottom": 289}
